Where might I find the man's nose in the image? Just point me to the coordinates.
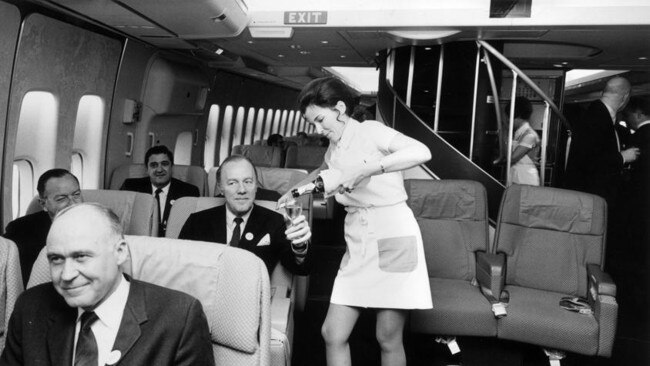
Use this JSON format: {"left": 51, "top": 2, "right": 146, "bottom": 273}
{"left": 59, "top": 260, "right": 78, "bottom": 281}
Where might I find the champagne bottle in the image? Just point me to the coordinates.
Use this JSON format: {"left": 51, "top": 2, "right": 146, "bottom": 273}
{"left": 291, "top": 176, "right": 325, "bottom": 198}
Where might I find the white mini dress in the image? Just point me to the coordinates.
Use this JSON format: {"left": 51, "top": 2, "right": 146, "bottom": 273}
{"left": 324, "top": 119, "right": 433, "bottom": 309}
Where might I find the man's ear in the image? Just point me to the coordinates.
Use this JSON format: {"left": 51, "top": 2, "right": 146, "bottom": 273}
{"left": 114, "top": 239, "right": 129, "bottom": 266}
{"left": 39, "top": 197, "right": 47, "bottom": 211}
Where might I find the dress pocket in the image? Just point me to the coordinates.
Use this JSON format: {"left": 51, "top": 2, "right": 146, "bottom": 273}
{"left": 377, "top": 236, "right": 418, "bottom": 272}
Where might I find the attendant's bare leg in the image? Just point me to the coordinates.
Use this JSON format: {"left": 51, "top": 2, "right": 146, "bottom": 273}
{"left": 322, "top": 304, "right": 361, "bottom": 366}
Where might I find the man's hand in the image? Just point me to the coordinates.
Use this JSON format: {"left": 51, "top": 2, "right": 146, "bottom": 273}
{"left": 285, "top": 215, "right": 311, "bottom": 258}
{"left": 622, "top": 147, "right": 640, "bottom": 163}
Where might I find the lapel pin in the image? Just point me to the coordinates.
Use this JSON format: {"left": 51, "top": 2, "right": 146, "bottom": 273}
{"left": 170, "top": 199, "right": 175, "bottom": 206}
{"left": 245, "top": 232, "right": 254, "bottom": 241}
{"left": 106, "top": 350, "right": 122, "bottom": 365}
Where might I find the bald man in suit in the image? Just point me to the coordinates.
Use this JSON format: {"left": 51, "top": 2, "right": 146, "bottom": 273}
{"left": 1, "top": 203, "right": 214, "bottom": 366}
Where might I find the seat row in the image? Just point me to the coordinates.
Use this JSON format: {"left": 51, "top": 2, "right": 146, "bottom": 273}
{"left": 232, "top": 144, "right": 326, "bottom": 171}
{"left": 406, "top": 180, "right": 616, "bottom": 363}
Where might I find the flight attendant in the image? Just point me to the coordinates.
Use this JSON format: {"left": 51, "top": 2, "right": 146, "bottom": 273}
{"left": 282, "top": 77, "right": 432, "bottom": 366}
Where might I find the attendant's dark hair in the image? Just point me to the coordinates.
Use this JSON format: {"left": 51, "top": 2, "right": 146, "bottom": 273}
{"left": 145, "top": 145, "right": 174, "bottom": 166}
{"left": 505, "top": 96, "right": 533, "bottom": 120}
{"left": 298, "top": 77, "right": 358, "bottom": 117}
{"left": 37, "top": 169, "right": 79, "bottom": 197}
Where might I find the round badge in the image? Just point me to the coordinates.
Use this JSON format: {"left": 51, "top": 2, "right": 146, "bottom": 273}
{"left": 245, "top": 232, "right": 254, "bottom": 241}
{"left": 106, "top": 350, "right": 122, "bottom": 365}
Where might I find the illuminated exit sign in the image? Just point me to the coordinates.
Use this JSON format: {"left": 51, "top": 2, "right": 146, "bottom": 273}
{"left": 284, "top": 11, "right": 328, "bottom": 24}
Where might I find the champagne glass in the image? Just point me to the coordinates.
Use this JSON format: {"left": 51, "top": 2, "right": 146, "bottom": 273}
{"left": 284, "top": 200, "right": 302, "bottom": 227}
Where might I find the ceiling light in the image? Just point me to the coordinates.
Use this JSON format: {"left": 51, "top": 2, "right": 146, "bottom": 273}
{"left": 299, "top": 50, "right": 311, "bottom": 55}
{"left": 340, "top": 55, "right": 346, "bottom": 58}
{"left": 562, "top": 61, "right": 568, "bottom": 65}
{"left": 321, "top": 40, "right": 329, "bottom": 44}
{"left": 424, "top": 47, "right": 432, "bottom": 51}
{"left": 277, "top": 54, "right": 285, "bottom": 58}
{"left": 387, "top": 30, "right": 460, "bottom": 40}
{"left": 214, "top": 48, "right": 224, "bottom": 55}
{"left": 249, "top": 27, "right": 294, "bottom": 39}
{"left": 247, "top": 40, "right": 254, "bottom": 44}
{"left": 639, "top": 56, "right": 648, "bottom": 60}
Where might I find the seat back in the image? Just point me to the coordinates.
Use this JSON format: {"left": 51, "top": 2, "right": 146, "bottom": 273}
{"left": 494, "top": 185, "right": 607, "bottom": 297}
{"left": 0, "top": 238, "right": 23, "bottom": 355}
{"left": 283, "top": 145, "right": 326, "bottom": 171}
{"left": 26, "top": 190, "right": 159, "bottom": 236}
{"left": 232, "top": 145, "right": 283, "bottom": 168}
{"left": 405, "top": 179, "right": 489, "bottom": 281}
{"left": 109, "top": 164, "right": 208, "bottom": 195}
{"left": 208, "top": 166, "right": 308, "bottom": 198}
{"left": 27, "top": 236, "right": 270, "bottom": 366}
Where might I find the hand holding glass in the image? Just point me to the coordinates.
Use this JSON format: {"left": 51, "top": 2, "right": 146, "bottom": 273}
{"left": 284, "top": 200, "right": 302, "bottom": 227}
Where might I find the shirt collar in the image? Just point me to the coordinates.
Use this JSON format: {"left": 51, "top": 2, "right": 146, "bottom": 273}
{"left": 637, "top": 120, "right": 650, "bottom": 130}
{"left": 77, "top": 274, "right": 130, "bottom": 331}
{"left": 333, "top": 118, "right": 359, "bottom": 151}
{"left": 152, "top": 182, "right": 170, "bottom": 194}
{"left": 225, "top": 204, "right": 253, "bottom": 228}
{"left": 514, "top": 121, "right": 531, "bottom": 138}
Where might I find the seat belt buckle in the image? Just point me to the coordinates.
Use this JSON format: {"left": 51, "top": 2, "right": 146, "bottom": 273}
{"left": 491, "top": 302, "right": 508, "bottom": 318}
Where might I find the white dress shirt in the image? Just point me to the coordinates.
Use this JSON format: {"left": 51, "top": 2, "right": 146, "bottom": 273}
{"left": 152, "top": 183, "right": 170, "bottom": 220}
{"left": 225, "top": 206, "right": 253, "bottom": 244}
{"left": 73, "top": 275, "right": 130, "bottom": 366}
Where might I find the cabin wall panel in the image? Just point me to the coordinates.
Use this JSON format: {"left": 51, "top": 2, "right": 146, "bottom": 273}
{"left": 0, "top": 2, "right": 20, "bottom": 201}
{"left": 105, "top": 40, "right": 157, "bottom": 185}
{"left": 3, "top": 13, "right": 121, "bottom": 225}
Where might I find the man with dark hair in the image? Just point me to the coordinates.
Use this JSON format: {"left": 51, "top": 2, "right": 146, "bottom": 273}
{"left": 1, "top": 203, "right": 214, "bottom": 366}
{"left": 120, "top": 145, "right": 199, "bottom": 236}
{"left": 267, "top": 134, "right": 284, "bottom": 147}
{"left": 4, "top": 169, "right": 82, "bottom": 285}
{"left": 179, "top": 155, "right": 312, "bottom": 274}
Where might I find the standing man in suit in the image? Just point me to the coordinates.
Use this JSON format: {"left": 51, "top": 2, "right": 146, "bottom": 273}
{"left": 4, "top": 169, "right": 83, "bottom": 286}
{"left": 120, "top": 145, "right": 199, "bottom": 236}
{"left": 564, "top": 77, "right": 640, "bottom": 272}
{"left": 1, "top": 203, "right": 214, "bottom": 366}
{"left": 564, "top": 76, "right": 639, "bottom": 206}
{"left": 179, "top": 155, "right": 312, "bottom": 275}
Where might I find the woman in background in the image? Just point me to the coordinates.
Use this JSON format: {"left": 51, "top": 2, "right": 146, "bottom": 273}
{"left": 281, "top": 77, "right": 432, "bottom": 366}
{"left": 507, "top": 96, "right": 541, "bottom": 185}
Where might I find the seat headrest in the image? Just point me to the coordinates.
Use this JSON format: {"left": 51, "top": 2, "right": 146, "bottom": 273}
{"left": 499, "top": 185, "right": 606, "bottom": 235}
{"left": 405, "top": 179, "right": 487, "bottom": 221}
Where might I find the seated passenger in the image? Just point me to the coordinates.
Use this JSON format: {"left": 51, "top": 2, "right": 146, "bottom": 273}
{"left": 267, "top": 133, "right": 284, "bottom": 147}
{"left": 179, "top": 155, "right": 312, "bottom": 274}
{"left": 0, "top": 203, "right": 214, "bottom": 366}
{"left": 120, "top": 145, "right": 199, "bottom": 236}
{"left": 3, "top": 168, "right": 82, "bottom": 286}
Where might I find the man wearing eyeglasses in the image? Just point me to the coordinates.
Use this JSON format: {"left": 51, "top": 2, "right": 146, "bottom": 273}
{"left": 4, "top": 168, "right": 83, "bottom": 286}
{"left": 120, "top": 145, "right": 199, "bottom": 236}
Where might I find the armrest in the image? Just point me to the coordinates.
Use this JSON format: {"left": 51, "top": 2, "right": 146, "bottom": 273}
{"left": 587, "top": 263, "right": 617, "bottom": 298}
{"left": 476, "top": 251, "right": 506, "bottom": 303}
{"left": 271, "top": 285, "right": 293, "bottom": 333}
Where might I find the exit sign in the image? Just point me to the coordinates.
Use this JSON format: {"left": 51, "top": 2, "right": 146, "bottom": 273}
{"left": 284, "top": 11, "right": 328, "bottom": 24}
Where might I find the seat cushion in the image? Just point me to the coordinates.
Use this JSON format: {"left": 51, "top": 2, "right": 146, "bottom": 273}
{"left": 410, "top": 278, "right": 497, "bottom": 337}
{"left": 497, "top": 285, "right": 599, "bottom": 355}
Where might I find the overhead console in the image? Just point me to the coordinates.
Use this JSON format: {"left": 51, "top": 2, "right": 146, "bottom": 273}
{"left": 46, "top": 0, "right": 249, "bottom": 48}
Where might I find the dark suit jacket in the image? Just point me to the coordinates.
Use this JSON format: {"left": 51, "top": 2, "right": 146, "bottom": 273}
{"left": 564, "top": 100, "right": 624, "bottom": 207}
{"left": 628, "top": 124, "right": 650, "bottom": 219}
{"left": 3, "top": 211, "right": 51, "bottom": 286}
{"left": 1, "top": 277, "right": 214, "bottom": 366}
{"left": 179, "top": 204, "right": 309, "bottom": 275}
{"left": 120, "top": 177, "right": 200, "bottom": 236}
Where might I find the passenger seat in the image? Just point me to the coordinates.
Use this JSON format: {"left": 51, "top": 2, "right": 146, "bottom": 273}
{"left": 0, "top": 238, "right": 23, "bottom": 355}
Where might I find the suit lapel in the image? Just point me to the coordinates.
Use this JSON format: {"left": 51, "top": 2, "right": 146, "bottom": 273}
{"left": 47, "top": 304, "right": 77, "bottom": 366}
{"left": 213, "top": 205, "right": 228, "bottom": 244}
{"left": 111, "top": 280, "right": 147, "bottom": 363}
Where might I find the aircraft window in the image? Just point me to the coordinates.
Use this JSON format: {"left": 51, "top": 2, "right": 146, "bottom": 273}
{"left": 263, "top": 109, "right": 274, "bottom": 139}
{"left": 287, "top": 111, "right": 295, "bottom": 135}
{"left": 204, "top": 104, "right": 220, "bottom": 170}
{"left": 12, "top": 160, "right": 34, "bottom": 219}
{"left": 272, "top": 109, "right": 282, "bottom": 134}
{"left": 14, "top": 91, "right": 58, "bottom": 216}
{"left": 219, "top": 105, "right": 234, "bottom": 164}
{"left": 245, "top": 107, "right": 256, "bottom": 144}
{"left": 279, "top": 110, "right": 289, "bottom": 136}
{"left": 298, "top": 113, "right": 305, "bottom": 133}
{"left": 174, "top": 131, "right": 193, "bottom": 165}
{"left": 254, "top": 108, "right": 265, "bottom": 143}
{"left": 232, "top": 106, "right": 246, "bottom": 148}
{"left": 70, "top": 152, "right": 84, "bottom": 187}
{"left": 72, "top": 95, "right": 105, "bottom": 189}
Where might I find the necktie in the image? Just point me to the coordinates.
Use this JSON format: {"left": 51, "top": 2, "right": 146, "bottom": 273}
{"left": 154, "top": 188, "right": 163, "bottom": 223}
{"left": 230, "top": 217, "right": 244, "bottom": 247}
{"left": 75, "top": 311, "right": 99, "bottom": 366}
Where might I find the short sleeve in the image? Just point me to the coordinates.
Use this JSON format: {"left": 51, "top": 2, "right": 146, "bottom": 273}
{"left": 361, "top": 120, "right": 399, "bottom": 153}
{"left": 519, "top": 132, "right": 538, "bottom": 149}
